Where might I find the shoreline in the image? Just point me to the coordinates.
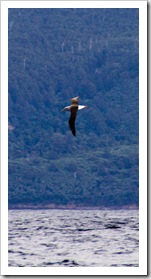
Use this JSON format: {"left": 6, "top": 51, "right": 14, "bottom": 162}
{"left": 8, "top": 203, "right": 139, "bottom": 210}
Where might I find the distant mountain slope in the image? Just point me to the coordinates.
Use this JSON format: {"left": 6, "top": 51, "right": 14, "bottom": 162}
{"left": 8, "top": 8, "right": 139, "bottom": 208}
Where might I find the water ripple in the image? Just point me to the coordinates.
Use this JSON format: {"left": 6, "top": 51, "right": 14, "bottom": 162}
{"left": 8, "top": 209, "right": 139, "bottom": 267}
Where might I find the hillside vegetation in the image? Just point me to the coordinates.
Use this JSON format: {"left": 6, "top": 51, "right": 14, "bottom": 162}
{"left": 8, "top": 8, "right": 139, "bottom": 208}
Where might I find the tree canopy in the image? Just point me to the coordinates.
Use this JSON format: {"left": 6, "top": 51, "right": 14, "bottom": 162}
{"left": 8, "top": 8, "right": 139, "bottom": 208}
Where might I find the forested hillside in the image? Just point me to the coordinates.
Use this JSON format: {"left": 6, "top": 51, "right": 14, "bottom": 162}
{"left": 8, "top": 8, "right": 139, "bottom": 208}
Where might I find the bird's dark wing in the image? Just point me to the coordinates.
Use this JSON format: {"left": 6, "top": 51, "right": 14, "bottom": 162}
{"left": 69, "top": 107, "right": 78, "bottom": 136}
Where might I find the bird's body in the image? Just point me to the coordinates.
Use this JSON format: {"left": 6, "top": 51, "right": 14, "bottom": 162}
{"left": 62, "top": 96, "right": 88, "bottom": 136}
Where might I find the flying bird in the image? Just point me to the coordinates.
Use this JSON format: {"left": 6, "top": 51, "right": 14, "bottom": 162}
{"left": 62, "top": 96, "right": 88, "bottom": 136}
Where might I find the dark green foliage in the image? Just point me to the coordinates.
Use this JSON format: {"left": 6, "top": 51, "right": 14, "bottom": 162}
{"left": 8, "top": 8, "right": 139, "bottom": 208}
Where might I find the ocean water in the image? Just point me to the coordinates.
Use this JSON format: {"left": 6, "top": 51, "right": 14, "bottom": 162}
{"left": 8, "top": 209, "right": 139, "bottom": 267}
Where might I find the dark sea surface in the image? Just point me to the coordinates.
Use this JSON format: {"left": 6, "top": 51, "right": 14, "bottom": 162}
{"left": 8, "top": 209, "right": 139, "bottom": 267}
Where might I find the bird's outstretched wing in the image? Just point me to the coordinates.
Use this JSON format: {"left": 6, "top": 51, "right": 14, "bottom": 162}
{"left": 69, "top": 107, "right": 78, "bottom": 136}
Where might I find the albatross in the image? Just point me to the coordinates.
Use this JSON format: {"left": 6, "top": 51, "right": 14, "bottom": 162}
{"left": 62, "top": 96, "right": 88, "bottom": 136}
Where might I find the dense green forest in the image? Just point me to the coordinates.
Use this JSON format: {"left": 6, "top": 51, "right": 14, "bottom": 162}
{"left": 8, "top": 8, "right": 139, "bottom": 208}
